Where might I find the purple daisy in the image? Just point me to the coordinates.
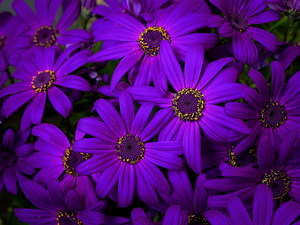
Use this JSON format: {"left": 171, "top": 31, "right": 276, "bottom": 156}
{"left": 225, "top": 61, "right": 300, "bottom": 154}
{"left": 208, "top": 0, "right": 280, "bottom": 65}
{"left": 73, "top": 91, "right": 184, "bottom": 207}
{"left": 205, "top": 184, "right": 300, "bottom": 225}
{"left": 0, "top": 128, "right": 35, "bottom": 195}
{"left": 14, "top": 178, "right": 130, "bottom": 225}
{"left": 89, "top": 0, "right": 218, "bottom": 93}
{"left": 265, "top": 0, "right": 300, "bottom": 20}
{"left": 0, "top": 44, "right": 92, "bottom": 131}
{"left": 0, "top": 12, "right": 31, "bottom": 71}
{"left": 12, "top": 0, "right": 92, "bottom": 52}
{"left": 127, "top": 43, "right": 251, "bottom": 174}
{"left": 29, "top": 123, "right": 100, "bottom": 208}
{"left": 205, "top": 129, "right": 300, "bottom": 209}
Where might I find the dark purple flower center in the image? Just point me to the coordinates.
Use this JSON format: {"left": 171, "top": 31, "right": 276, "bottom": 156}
{"left": 0, "top": 151, "right": 17, "bottom": 167}
{"left": 31, "top": 70, "right": 56, "bottom": 93}
{"left": 261, "top": 170, "right": 291, "bottom": 200}
{"left": 0, "top": 36, "right": 5, "bottom": 49}
{"left": 33, "top": 26, "right": 58, "bottom": 47}
{"left": 188, "top": 213, "right": 210, "bottom": 224}
{"left": 229, "top": 12, "right": 248, "bottom": 33}
{"left": 172, "top": 88, "right": 205, "bottom": 121}
{"left": 139, "top": 26, "right": 170, "bottom": 56}
{"left": 260, "top": 101, "right": 287, "bottom": 129}
{"left": 63, "top": 143, "right": 92, "bottom": 177}
{"left": 117, "top": 133, "right": 145, "bottom": 164}
{"left": 56, "top": 210, "right": 82, "bottom": 225}
{"left": 228, "top": 146, "right": 257, "bottom": 167}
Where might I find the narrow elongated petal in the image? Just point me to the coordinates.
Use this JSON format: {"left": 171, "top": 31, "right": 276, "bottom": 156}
{"left": 227, "top": 196, "right": 252, "bottom": 225}
{"left": 249, "top": 69, "right": 269, "bottom": 102}
{"left": 118, "top": 163, "right": 135, "bottom": 207}
{"left": 247, "top": 27, "right": 278, "bottom": 52}
{"left": 132, "top": 103, "right": 155, "bottom": 136}
{"left": 258, "top": 136, "right": 275, "bottom": 174}
{"left": 119, "top": 91, "right": 134, "bottom": 133}
{"left": 272, "top": 201, "right": 300, "bottom": 225}
{"left": 48, "top": 86, "right": 73, "bottom": 118}
{"left": 55, "top": 75, "right": 91, "bottom": 92}
{"left": 253, "top": 184, "right": 273, "bottom": 225}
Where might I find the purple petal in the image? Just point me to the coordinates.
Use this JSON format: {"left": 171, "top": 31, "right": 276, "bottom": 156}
{"left": 118, "top": 163, "right": 135, "bottom": 207}
{"left": 227, "top": 195, "right": 252, "bottom": 225}
{"left": 210, "top": 0, "right": 231, "bottom": 16}
{"left": 35, "top": 0, "right": 48, "bottom": 25}
{"left": 53, "top": 44, "right": 82, "bottom": 71}
{"left": 110, "top": 50, "right": 143, "bottom": 92}
{"left": 48, "top": 86, "right": 73, "bottom": 118}
{"left": 94, "top": 99, "right": 126, "bottom": 138}
{"left": 248, "top": 69, "right": 269, "bottom": 102}
{"left": 94, "top": 27, "right": 139, "bottom": 42}
{"left": 278, "top": 45, "right": 300, "bottom": 70}
{"left": 12, "top": 0, "right": 40, "bottom": 28}
{"left": 132, "top": 103, "right": 155, "bottom": 136}
{"left": 219, "top": 22, "right": 236, "bottom": 38}
{"left": 78, "top": 211, "right": 105, "bottom": 225}
{"left": 272, "top": 201, "right": 300, "bottom": 225}
{"left": 96, "top": 162, "right": 121, "bottom": 198}
{"left": 14, "top": 208, "right": 56, "bottom": 224}
{"left": 119, "top": 91, "right": 134, "bottom": 133}
{"left": 56, "top": 29, "right": 92, "bottom": 45}
{"left": 225, "top": 102, "right": 259, "bottom": 120}
{"left": 75, "top": 176, "right": 98, "bottom": 208}
{"left": 135, "top": 164, "right": 159, "bottom": 205}
{"left": 33, "top": 164, "right": 64, "bottom": 187}
{"left": 279, "top": 70, "right": 300, "bottom": 104}
{"left": 76, "top": 154, "right": 117, "bottom": 175}
{"left": 0, "top": 81, "right": 31, "bottom": 98}
{"left": 47, "top": 179, "right": 67, "bottom": 209}
{"left": 56, "top": 0, "right": 80, "bottom": 31}
{"left": 158, "top": 117, "right": 181, "bottom": 141}
{"left": 160, "top": 40, "right": 184, "bottom": 91}
{"left": 2, "top": 90, "right": 36, "bottom": 118}
{"left": 28, "top": 152, "right": 62, "bottom": 168}
{"left": 139, "top": 159, "right": 171, "bottom": 195}
{"left": 162, "top": 205, "right": 188, "bottom": 225}
{"left": 183, "top": 122, "right": 201, "bottom": 174}
{"left": 151, "top": 55, "right": 168, "bottom": 96}
{"left": 73, "top": 138, "right": 115, "bottom": 154}
{"left": 48, "top": 0, "right": 63, "bottom": 25}
{"left": 139, "top": 108, "right": 173, "bottom": 142}
{"left": 248, "top": 10, "right": 280, "bottom": 24}
{"left": 14, "top": 143, "right": 34, "bottom": 157}
{"left": 205, "top": 210, "right": 233, "bottom": 225}
{"left": 258, "top": 136, "right": 275, "bottom": 174}
{"left": 184, "top": 44, "right": 204, "bottom": 88}
{"left": 17, "top": 160, "right": 35, "bottom": 175}
{"left": 65, "top": 190, "right": 83, "bottom": 211}
{"left": 221, "top": 164, "right": 261, "bottom": 178}
{"left": 253, "top": 184, "right": 273, "bottom": 225}
{"left": 146, "top": 149, "right": 184, "bottom": 170}
{"left": 208, "top": 14, "right": 226, "bottom": 28}
{"left": 4, "top": 167, "right": 17, "bottom": 194}
{"left": 76, "top": 118, "right": 118, "bottom": 142}
{"left": 241, "top": 87, "right": 264, "bottom": 110}
{"left": 55, "top": 75, "right": 91, "bottom": 91}
{"left": 30, "top": 92, "right": 46, "bottom": 125}
{"left": 247, "top": 27, "right": 278, "bottom": 53}
{"left": 145, "top": 141, "right": 183, "bottom": 155}
{"left": 194, "top": 174, "right": 208, "bottom": 213}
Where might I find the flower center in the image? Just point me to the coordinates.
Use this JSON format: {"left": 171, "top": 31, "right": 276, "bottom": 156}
{"left": 117, "top": 133, "right": 145, "bottom": 164}
{"left": 188, "top": 213, "right": 210, "bottom": 225}
{"left": 56, "top": 210, "right": 83, "bottom": 225}
{"left": 260, "top": 101, "right": 287, "bottom": 129}
{"left": 138, "top": 26, "right": 170, "bottom": 56}
{"left": 172, "top": 88, "right": 205, "bottom": 121}
{"left": 228, "top": 146, "right": 257, "bottom": 167}
{"left": 261, "top": 170, "right": 291, "bottom": 200}
{"left": 63, "top": 142, "right": 92, "bottom": 177}
{"left": 0, "top": 151, "right": 17, "bottom": 167}
{"left": 31, "top": 70, "right": 56, "bottom": 93}
{"left": 229, "top": 12, "right": 248, "bottom": 33}
{"left": 33, "top": 26, "right": 58, "bottom": 47}
{"left": 0, "top": 36, "right": 5, "bottom": 49}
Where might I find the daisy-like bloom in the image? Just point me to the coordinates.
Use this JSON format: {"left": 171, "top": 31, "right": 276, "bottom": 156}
{"left": 0, "top": 12, "right": 31, "bottom": 71}
{"left": 29, "top": 123, "right": 100, "bottom": 208}
{"left": 265, "top": 0, "right": 300, "bottom": 20}
{"left": 14, "top": 179, "right": 130, "bottom": 225}
{"left": 127, "top": 43, "right": 251, "bottom": 174}
{"left": 73, "top": 91, "right": 184, "bottom": 207}
{"left": 225, "top": 61, "right": 300, "bottom": 154}
{"left": 89, "top": 0, "right": 218, "bottom": 93}
{"left": 12, "top": 0, "right": 92, "bottom": 52}
{"left": 0, "top": 44, "right": 92, "bottom": 131}
{"left": 205, "top": 184, "right": 300, "bottom": 225}
{"left": 208, "top": 0, "right": 280, "bottom": 65}
{"left": 205, "top": 130, "right": 300, "bottom": 210}
{"left": 0, "top": 129, "right": 35, "bottom": 195}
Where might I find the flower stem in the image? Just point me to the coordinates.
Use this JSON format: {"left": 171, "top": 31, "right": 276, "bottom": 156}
{"left": 283, "top": 17, "right": 294, "bottom": 42}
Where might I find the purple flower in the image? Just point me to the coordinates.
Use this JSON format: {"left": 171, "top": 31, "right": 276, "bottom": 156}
{"left": 127, "top": 43, "right": 251, "bottom": 174}
{"left": 29, "top": 123, "right": 100, "bottom": 208}
{"left": 90, "top": 0, "right": 218, "bottom": 93}
{"left": 205, "top": 129, "right": 300, "bottom": 209}
{"left": 205, "top": 184, "right": 300, "bottom": 225}
{"left": 208, "top": 0, "right": 280, "bottom": 65}
{"left": 265, "top": 0, "right": 300, "bottom": 20}
{"left": 0, "top": 12, "right": 31, "bottom": 71}
{"left": 0, "top": 44, "right": 92, "bottom": 131}
{"left": 12, "top": 0, "right": 92, "bottom": 51}
{"left": 0, "top": 129, "right": 35, "bottom": 195}
{"left": 225, "top": 61, "right": 300, "bottom": 154}
{"left": 14, "top": 178, "right": 130, "bottom": 224}
{"left": 73, "top": 91, "right": 184, "bottom": 207}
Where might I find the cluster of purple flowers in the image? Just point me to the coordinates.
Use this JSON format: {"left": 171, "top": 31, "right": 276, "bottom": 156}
{"left": 1, "top": 0, "right": 300, "bottom": 224}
